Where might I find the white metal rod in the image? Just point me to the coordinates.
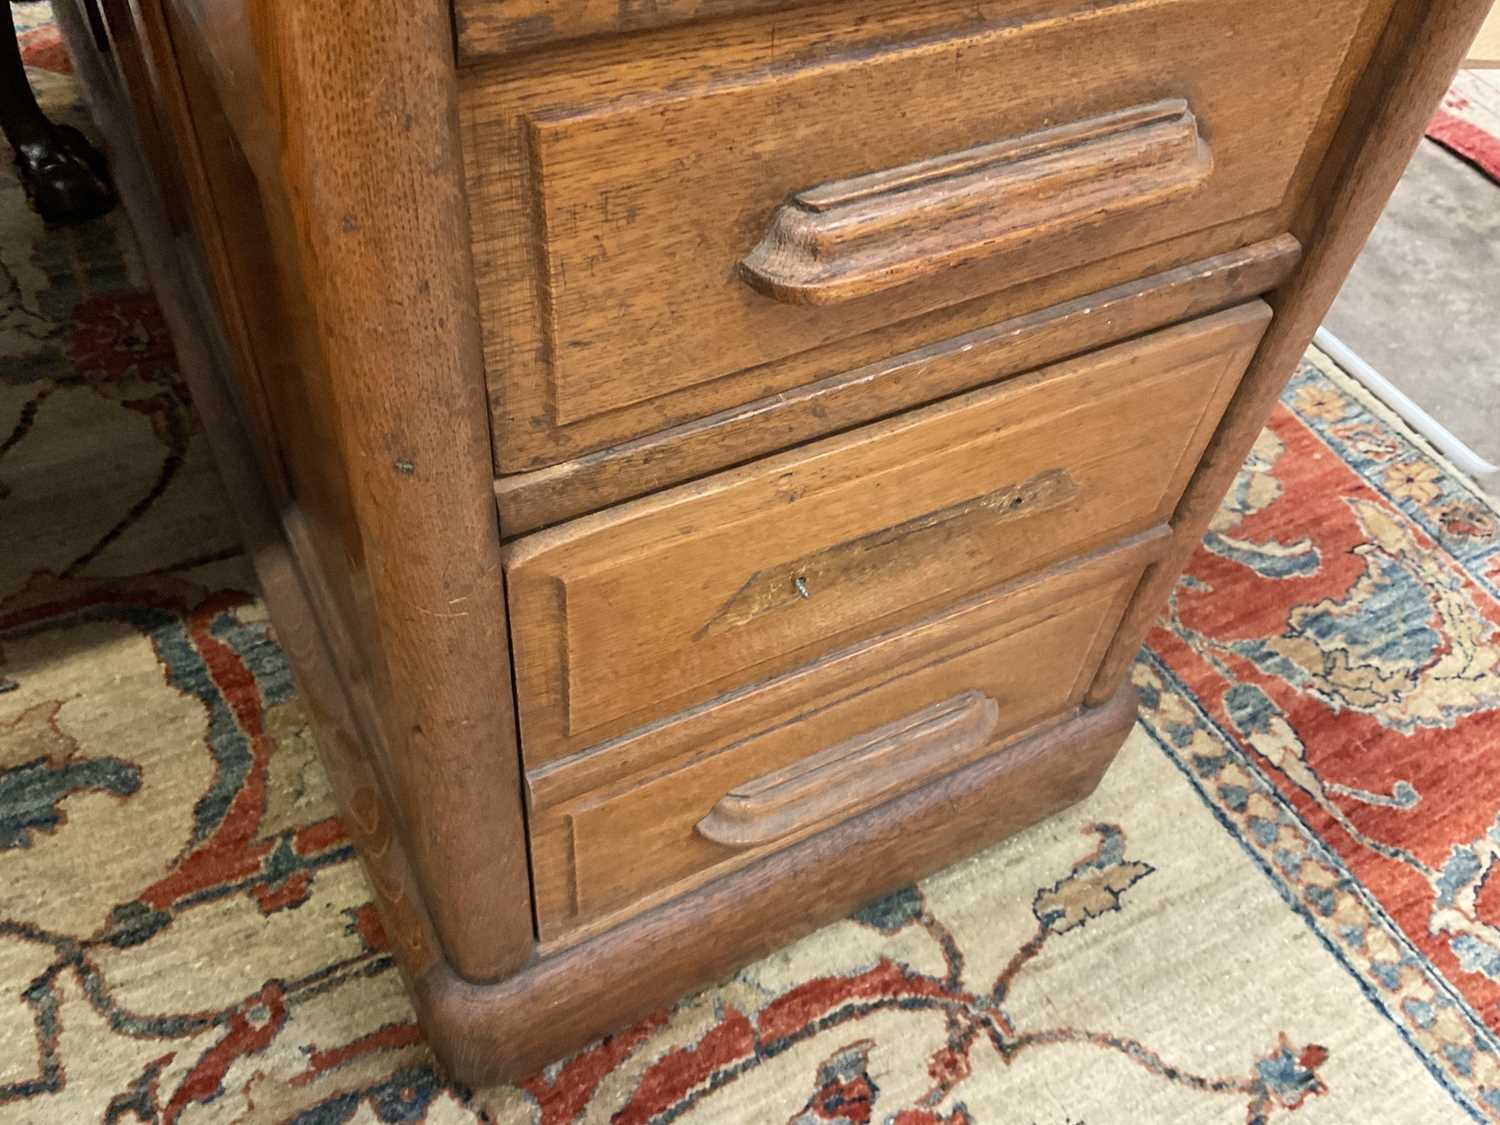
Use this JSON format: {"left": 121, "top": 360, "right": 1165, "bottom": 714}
{"left": 1313, "top": 326, "right": 1498, "bottom": 477}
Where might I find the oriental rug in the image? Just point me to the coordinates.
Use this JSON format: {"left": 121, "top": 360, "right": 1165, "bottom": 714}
{"left": 1428, "top": 70, "right": 1500, "bottom": 184}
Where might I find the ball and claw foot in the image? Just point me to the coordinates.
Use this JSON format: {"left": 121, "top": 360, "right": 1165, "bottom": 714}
{"left": 12, "top": 120, "right": 115, "bottom": 225}
{"left": 4, "top": 0, "right": 116, "bottom": 226}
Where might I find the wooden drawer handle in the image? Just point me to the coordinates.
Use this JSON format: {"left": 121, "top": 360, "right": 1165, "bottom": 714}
{"left": 696, "top": 690, "right": 1000, "bottom": 850}
{"left": 699, "top": 467, "right": 1079, "bottom": 639}
{"left": 739, "top": 98, "right": 1213, "bottom": 306}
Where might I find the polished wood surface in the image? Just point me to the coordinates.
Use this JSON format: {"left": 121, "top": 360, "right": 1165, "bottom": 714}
{"left": 527, "top": 534, "right": 1161, "bottom": 943}
{"left": 462, "top": 0, "right": 1387, "bottom": 471}
{"left": 56, "top": 0, "right": 1494, "bottom": 1088}
{"left": 506, "top": 305, "right": 1267, "bottom": 764}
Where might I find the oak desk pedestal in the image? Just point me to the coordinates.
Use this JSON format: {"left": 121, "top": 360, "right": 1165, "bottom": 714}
{"left": 57, "top": 0, "right": 1490, "bottom": 1084}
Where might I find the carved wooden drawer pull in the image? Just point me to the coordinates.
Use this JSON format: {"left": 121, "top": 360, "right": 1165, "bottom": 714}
{"left": 740, "top": 98, "right": 1213, "bottom": 306}
{"left": 696, "top": 690, "right": 1001, "bottom": 849}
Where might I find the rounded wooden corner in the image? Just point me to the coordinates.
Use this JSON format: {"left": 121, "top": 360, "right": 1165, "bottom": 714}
{"left": 411, "top": 957, "right": 521, "bottom": 1087}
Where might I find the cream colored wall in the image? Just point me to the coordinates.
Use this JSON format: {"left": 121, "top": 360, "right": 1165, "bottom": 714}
{"left": 1470, "top": 2, "right": 1500, "bottom": 66}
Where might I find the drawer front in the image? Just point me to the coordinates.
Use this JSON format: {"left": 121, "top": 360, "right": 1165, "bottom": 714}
{"left": 527, "top": 538, "right": 1159, "bottom": 943}
{"left": 505, "top": 303, "right": 1269, "bottom": 764}
{"left": 462, "top": 0, "right": 1384, "bottom": 470}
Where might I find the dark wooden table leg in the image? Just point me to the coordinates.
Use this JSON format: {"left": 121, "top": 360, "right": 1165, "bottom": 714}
{"left": 2, "top": 1, "right": 114, "bottom": 224}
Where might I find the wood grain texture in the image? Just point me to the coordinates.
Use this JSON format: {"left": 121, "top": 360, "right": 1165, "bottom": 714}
{"left": 455, "top": 0, "right": 810, "bottom": 60}
{"left": 153, "top": 24, "right": 488, "bottom": 983}
{"left": 89, "top": 0, "right": 412, "bottom": 846}
{"left": 526, "top": 534, "right": 1162, "bottom": 943}
{"left": 81, "top": 0, "right": 419, "bottom": 899}
{"left": 251, "top": 0, "right": 533, "bottom": 983}
{"left": 741, "top": 99, "right": 1213, "bottom": 305}
{"left": 160, "top": 0, "right": 277, "bottom": 175}
{"left": 699, "top": 468, "right": 1082, "bottom": 638}
{"left": 50, "top": 0, "right": 445, "bottom": 985}
{"left": 139, "top": 0, "right": 536, "bottom": 982}
{"left": 121, "top": 1, "right": 273, "bottom": 471}
{"left": 505, "top": 305, "right": 1267, "bottom": 765}
{"left": 1086, "top": 0, "right": 1497, "bottom": 706}
{"left": 461, "top": 0, "right": 1385, "bottom": 471}
{"left": 423, "top": 680, "right": 1141, "bottom": 1085}
{"left": 88, "top": 0, "right": 187, "bottom": 229}
{"left": 161, "top": 6, "right": 392, "bottom": 708}
{"left": 493, "top": 237, "right": 1301, "bottom": 535}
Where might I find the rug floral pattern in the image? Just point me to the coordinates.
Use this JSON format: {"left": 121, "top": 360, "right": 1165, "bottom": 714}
{"left": 4, "top": 9, "right": 1500, "bottom": 1122}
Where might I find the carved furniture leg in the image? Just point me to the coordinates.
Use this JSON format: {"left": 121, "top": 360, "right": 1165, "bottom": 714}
{"left": 1, "top": 0, "right": 114, "bottom": 223}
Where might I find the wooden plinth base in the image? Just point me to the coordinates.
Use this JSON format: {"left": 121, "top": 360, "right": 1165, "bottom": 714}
{"left": 419, "top": 683, "right": 1138, "bottom": 1085}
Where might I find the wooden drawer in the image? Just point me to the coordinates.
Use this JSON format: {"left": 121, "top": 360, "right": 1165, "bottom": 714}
{"left": 461, "top": 0, "right": 1386, "bottom": 471}
{"left": 504, "top": 302, "right": 1269, "bottom": 765}
{"left": 527, "top": 536, "right": 1161, "bottom": 943}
